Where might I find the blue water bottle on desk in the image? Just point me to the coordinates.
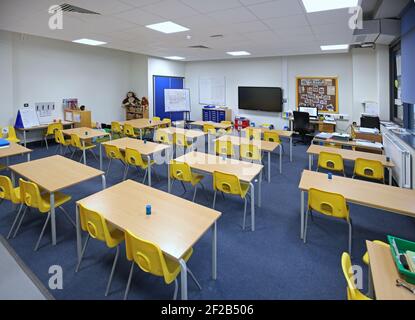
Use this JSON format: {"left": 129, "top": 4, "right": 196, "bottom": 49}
{"left": 328, "top": 172, "right": 333, "bottom": 180}
{"left": 146, "top": 204, "right": 152, "bottom": 216}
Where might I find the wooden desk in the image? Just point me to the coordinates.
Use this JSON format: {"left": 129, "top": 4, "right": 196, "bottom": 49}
{"left": 189, "top": 121, "right": 232, "bottom": 131}
{"left": 352, "top": 126, "right": 383, "bottom": 143}
{"left": 247, "top": 127, "right": 294, "bottom": 162}
{"left": 174, "top": 151, "right": 263, "bottom": 231}
{"left": 217, "top": 135, "right": 282, "bottom": 182}
{"left": 9, "top": 155, "right": 105, "bottom": 246}
{"left": 306, "top": 145, "right": 395, "bottom": 185}
{"left": 16, "top": 121, "right": 74, "bottom": 147}
{"left": 289, "top": 118, "right": 336, "bottom": 133}
{"left": 367, "top": 241, "right": 415, "bottom": 300}
{"left": 62, "top": 127, "right": 110, "bottom": 166}
{"left": 120, "top": 119, "right": 170, "bottom": 139}
{"left": 0, "top": 143, "right": 32, "bottom": 167}
{"left": 298, "top": 170, "right": 415, "bottom": 239}
{"left": 157, "top": 127, "right": 206, "bottom": 140}
{"left": 76, "top": 180, "right": 221, "bottom": 300}
{"left": 101, "top": 137, "right": 171, "bottom": 186}
{"left": 313, "top": 137, "right": 384, "bottom": 154}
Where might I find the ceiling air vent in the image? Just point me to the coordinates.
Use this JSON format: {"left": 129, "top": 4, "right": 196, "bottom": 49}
{"left": 188, "top": 45, "right": 211, "bottom": 49}
{"left": 57, "top": 3, "right": 101, "bottom": 15}
{"left": 210, "top": 34, "right": 224, "bottom": 38}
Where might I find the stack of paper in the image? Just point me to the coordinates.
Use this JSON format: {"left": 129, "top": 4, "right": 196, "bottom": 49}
{"left": 355, "top": 140, "right": 383, "bottom": 149}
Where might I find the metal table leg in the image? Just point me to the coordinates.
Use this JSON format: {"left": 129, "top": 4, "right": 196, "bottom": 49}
{"left": 102, "top": 175, "right": 106, "bottom": 189}
{"left": 76, "top": 204, "right": 82, "bottom": 263}
{"left": 258, "top": 171, "right": 262, "bottom": 208}
{"left": 250, "top": 182, "right": 255, "bottom": 232}
{"left": 308, "top": 154, "right": 312, "bottom": 170}
{"left": 50, "top": 192, "right": 56, "bottom": 246}
{"left": 212, "top": 222, "right": 217, "bottom": 280}
{"left": 99, "top": 144, "right": 103, "bottom": 170}
{"left": 279, "top": 145, "right": 282, "bottom": 174}
{"left": 267, "top": 151, "right": 271, "bottom": 183}
{"left": 301, "top": 191, "right": 305, "bottom": 239}
{"left": 147, "top": 155, "right": 152, "bottom": 187}
{"left": 27, "top": 153, "right": 30, "bottom": 162}
{"left": 179, "top": 259, "right": 188, "bottom": 300}
{"left": 24, "top": 130, "right": 27, "bottom": 148}
{"left": 290, "top": 137, "right": 293, "bottom": 162}
{"left": 388, "top": 168, "right": 392, "bottom": 186}
{"left": 82, "top": 141, "right": 86, "bottom": 165}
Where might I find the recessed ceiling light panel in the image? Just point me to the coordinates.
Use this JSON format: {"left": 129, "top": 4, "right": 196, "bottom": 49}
{"left": 226, "top": 51, "right": 251, "bottom": 56}
{"left": 320, "top": 44, "right": 349, "bottom": 51}
{"left": 146, "top": 21, "right": 189, "bottom": 34}
{"left": 72, "top": 38, "right": 107, "bottom": 46}
{"left": 302, "top": 0, "right": 359, "bottom": 13}
{"left": 165, "top": 56, "right": 186, "bottom": 60}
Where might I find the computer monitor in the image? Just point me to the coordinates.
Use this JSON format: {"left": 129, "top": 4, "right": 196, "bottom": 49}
{"left": 299, "top": 106, "right": 318, "bottom": 118}
{"left": 360, "top": 115, "right": 380, "bottom": 130}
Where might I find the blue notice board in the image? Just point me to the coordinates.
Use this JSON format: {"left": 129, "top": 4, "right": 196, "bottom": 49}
{"left": 153, "top": 76, "right": 185, "bottom": 121}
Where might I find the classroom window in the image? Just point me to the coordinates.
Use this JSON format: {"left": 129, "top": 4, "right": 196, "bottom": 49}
{"left": 390, "top": 42, "right": 404, "bottom": 125}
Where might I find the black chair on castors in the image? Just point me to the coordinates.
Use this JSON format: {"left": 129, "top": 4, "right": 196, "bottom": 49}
{"left": 293, "top": 111, "right": 315, "bottom": 145}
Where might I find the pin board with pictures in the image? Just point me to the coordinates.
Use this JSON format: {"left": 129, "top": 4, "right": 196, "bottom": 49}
{"left": 296, "top": 77, "right": 339, "bottom": 114}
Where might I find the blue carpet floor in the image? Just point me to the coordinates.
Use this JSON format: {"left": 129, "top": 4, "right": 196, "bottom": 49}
{"left": 0, "top": 138, "right": 414, "bottom": 300}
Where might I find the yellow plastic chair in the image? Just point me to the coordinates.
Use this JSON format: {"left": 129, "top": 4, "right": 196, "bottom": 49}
{"left": 304, "top": 188, "right": 353, "bottom": 255}
{"left": 317, "top": 152, "right": 346, "bottom": 176}
{"left": 44, "top": 123, "right": 63, "bottom": 150}
{"left": 152, "top": 117, "right": 161, "bottom": 122}
{"left": 221, "top": 121, "right": 232, "bottom": 132}
{"left": 123, "top": 230, "right": 201, "bottom": 300}
{"left": 341, "top": 252, "right": 371, "bottom": 300}
{"left": 111, "top": 122, "right": 123, "bottom": 139}
{"left": 54, "top": 130, "right": 71, "bottom": 155}
{"left": 174, "top": 132, "right": 193, "bottom": 153}
{"left": 203, "top": 124, "right": 217, "bottom": 136}
{"left": 104, "top": 144, "right": 126, "bottom": 176}
{"left": 123, "top": 123, "right": 138, "bottom": 138}
{"left": 5, "top": 126, "right": 20, "bottom": 144}
{"left": 160, "top": 118, "right": 172, "bottom": 128}
{"left": 244, "top": 128, "right": 261, "bottom": 141}
{"left": 261, "top": 123, "right": 273, "bottom": 129}
{"left": 124, "top": 148, "right": 156, "bottom": 183}
{"left": 264, "top": 131, "right": 281, "bottom": 144}
{"left": 212, "top": 171, "right": 251, "bottom": 230}
{"left": 240, "top": 144, "right": 262, "bottom": 163}
{"left": 70, "top": 134, "right": 96, "bottom": 163}
{"left": 9, "top": 179, "right": 74, "bottom": 251}
{"left": 324, "top": 142, "right": 342, "bottom": 149}
{"left": 353, "top": 158, "right": 385, "bottom": 183}
{"left": 154, "top": 130, "right": 173, "bottom": 145}
{"left": 170, "top": 160, "right": 205, "bottom": 202}
{"left": 75, "top": 204, "right": 124, "bottom": 296}
{"left": 0, "top": 175, "right": 20, "bottom": 205}
{"left": 215, "top": 140, "right": 235, "bottom": 158}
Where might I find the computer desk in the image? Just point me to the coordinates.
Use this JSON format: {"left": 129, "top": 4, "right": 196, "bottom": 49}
{"left": 289, "top": 117, "right": 336, "bottom": 133}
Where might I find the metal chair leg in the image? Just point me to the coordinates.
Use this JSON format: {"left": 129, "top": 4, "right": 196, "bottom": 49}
{"left": 75, "top": 234, "right": 91, "bottom": 272}
{"left": 124, "top": 262, "right": 135, "bottom": 300}
{"left": 348, "top": 219, "right": 353, "bottom": 257}
{"left": 192, "top": 185, "right": 198, "bottom": 202}
{"left": 105, "top": 246, "right": 119, "bottom": 297}
{"left": 106, "top": 158, "right": 112, "bottom": 176}
{"left": 13, "top": 206, "right": 29, "bottom": 238}
{"left": 88, "top": 149, "right": 97, "bottom": 160}
{"left": 7, "top": 204, "right": 24, "bottom": 239}
{"left": 180, "top": 181, "right": 187, "bottom": 193}
{"left": 123, "top": 165, "right": 129, "bottom": 181}
{"left": 45, "top": 137, "right": 49, "bottom": 150}
{"left": 173, "top": 278, "right": 179, "bottom": 300}
{"left": 303, "top": 209, "right": 309, "bottom": 244}
{"left": 212, "top": 191, "right": 217, "bottom": 209}
{"left": 34, "top": 213, "right": 51, "bottom": 251}
{"left": 142, "top": 169, "right": 148, "bottom": 184}
{"left": 59, "top": 206, "right": 76, "bottom": 228}
{"left": 187, "top": 268, "right": 202, "bottom": 290}
{"left": 243, "top": 197, "right": 247, "bottom": 230}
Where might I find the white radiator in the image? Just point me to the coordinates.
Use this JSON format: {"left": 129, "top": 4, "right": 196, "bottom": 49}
{"left": 383, "top": 132, "right": 412, "bottom": 189}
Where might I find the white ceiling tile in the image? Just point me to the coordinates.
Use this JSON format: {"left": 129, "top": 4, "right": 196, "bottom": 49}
{"left": 307, "top": 8, "right": 353, "bottom": 26}
{"left": 140, "top": 0, "right": 200, "bottom": 19}
{"left": 247, "top": 0, "right": 305, "bottom": 19}
{"left": 263, "top": 14, "right": 309, "bottom": 30}
{"left": 208, "top": 7, "right": 259, "bottom": 24}
{"left": 114, "top": 7, "right": 165, "bottom": 26}
{"left": 117, "top": 0, "right": 162, "bottom": 7}
{"left": 227, "top": 20, "right": 270, "bottom": 33}
{"left": 180, "top": 0, "right": 242, "bottom": 14}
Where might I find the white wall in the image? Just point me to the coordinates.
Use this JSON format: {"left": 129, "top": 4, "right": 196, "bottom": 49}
{"left": 147, "top": 57, "right": 185, "bottom": 118}
{"left": 0, "top": 30, "right": 14, "bottom": 127}
{"left": 0, "top": 31, "right": 148, "bottom": 129}
{"left": 184, "top": 48, "right": 389, "bottom": 132}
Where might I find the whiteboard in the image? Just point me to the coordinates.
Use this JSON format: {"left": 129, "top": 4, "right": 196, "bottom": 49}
{"left": 199, "top": 76, "right": 226, "bottom": 106}
{"left": 19, "top": 107, "right": 40, "bottom": 128}
{"left": 164, "top": 89, "right": 191, "bottom": 112}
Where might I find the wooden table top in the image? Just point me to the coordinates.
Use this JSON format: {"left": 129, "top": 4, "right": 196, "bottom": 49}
{"left": 77, "top": 180, "right": 221, "bottom": 260}
{"left": 9, "top": 155, "right": 104, "bottom": 193}
{"left": 246, "top": 127, "right": 294, "bottom": 138}
{"left": 174, "top": 151, "right": 263, "bottom": 183}
{"left": 15, "top": 121, "right": 73, "bottom": 131}
{"left": 62, "top": 127, "right": 110, "bottom": 140}
{"left": 217, "top": 135, "right": 280, "bottom": 153}
{"left": 0, "top": 143, "right": 32, "bottom": 158}
{"left": 307, "top": 145, "right": 394, "bottom": 167}
{"left": 299, "top": 170, "right": 415, "bottom": 218}
{"left": 367, "top": 241, "right": 415, "bottom": 300}
{"left": 120, "top": 118, "right": 170, "bottom": 130}
{"left": 190, "top": 121, "right": 232, "bottom": 130}
{"left": 102, "top": 137, "right": 169, "bottom": 156}
{"left": 313, "top": 137, "right": 383, "bottom": 151}
{"left": 157, "top": 127, "right": 206, "bottom": 139}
